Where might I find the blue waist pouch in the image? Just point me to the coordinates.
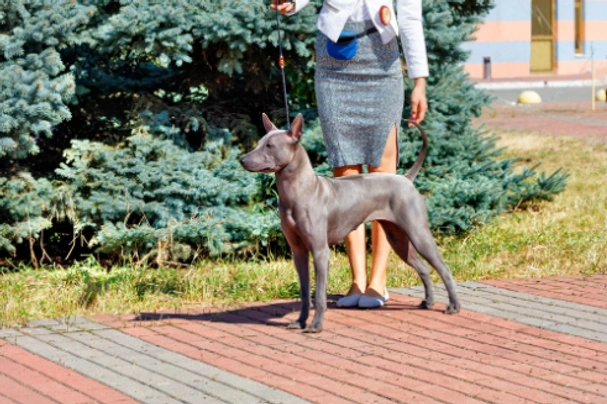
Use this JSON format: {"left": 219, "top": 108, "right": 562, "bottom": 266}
{"left": 326, "top": 27, "right": 378, "bottom": 61}
{"left": 327, "top": 31, "right": 358, "bottom": 61}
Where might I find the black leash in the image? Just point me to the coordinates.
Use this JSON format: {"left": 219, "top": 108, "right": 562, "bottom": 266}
{"left": 274, "top": 6, "right": 291, "bottom": 128}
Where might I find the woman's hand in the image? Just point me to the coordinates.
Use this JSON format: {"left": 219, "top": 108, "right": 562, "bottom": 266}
{"left": 270, "top": 0, "right": 295, "bottom": 14}
{"left": 410, "top": 77, "right": 428, "bottom": 126}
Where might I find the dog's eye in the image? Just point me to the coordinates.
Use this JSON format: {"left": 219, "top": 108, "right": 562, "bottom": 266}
{"left": 266, "top": 143, "right": 273, "bottom": 149}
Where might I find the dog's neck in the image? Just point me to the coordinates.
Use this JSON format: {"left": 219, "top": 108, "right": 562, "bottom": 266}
{"left": 275, "top": 143, "right": 318, "bottom": 204}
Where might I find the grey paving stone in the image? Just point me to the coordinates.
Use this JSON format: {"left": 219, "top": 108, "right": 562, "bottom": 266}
{"left": 548, "top": 323, "right": 607, "bottom": 342}
{"left": 461, "top": 282, "right": 607, "bottom": 316}
{"left": 27, "top": 319, "right": 61, "bottom": 327}
{"left": 35, "top": 332, "right": 225, "bottom": 404}
{"left": 0, "top": 328, "right": 22, "bottom": 338}
{"left": 47, "top": 323, "right": 82, "bottom": 333}
{"left": 458, "top": 282, "right": 603, "bottom": 313}
{"left": 454, "top": 287, "right": 607, "bottom": 333}
{"left": 89, "top": 324, "right": 310, "bottom": 404}
{"left": 75, "top": 320, "right": 113, "bottom": 330}
{"left": 13, "top": 334, "right": 182, "bottom": 404}
{"left": 391, "top": 282, "right": 607, "bottom": 343}
{"left": 19, "top": 327, "right": 58, "bottom": 336}
{"left": 470, "top": 282, "right": 607, "bottom": 313}
{"left": 67, "top": 331, "right": 259, "bottom": 403}
{"left": 437, "top": 287, "right": 604, "bottom": 328}
{"left": 3, "top": 317, "right": 309, "bottom": 404}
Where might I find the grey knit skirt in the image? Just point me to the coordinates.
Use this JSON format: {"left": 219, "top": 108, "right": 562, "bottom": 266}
{"left": 315, "top": 20, "right": 404, "bottom": 168}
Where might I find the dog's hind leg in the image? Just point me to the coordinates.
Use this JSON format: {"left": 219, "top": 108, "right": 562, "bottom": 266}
{"left": 405, "top": 225, "right": 460, "bottom": 314}
{"left": 379, "top": 221, "right": 434, "bottom": 309}
{"left": 383, "top": 195, "right": 460, "bottom": 314}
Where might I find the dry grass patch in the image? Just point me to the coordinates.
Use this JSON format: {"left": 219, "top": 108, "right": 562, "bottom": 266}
{"left": 438, "top": 130, "right": 607, "bottom": 281}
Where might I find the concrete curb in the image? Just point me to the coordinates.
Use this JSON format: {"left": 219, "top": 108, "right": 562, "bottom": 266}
{"left": 475, "top": 79, "right": 601, "bottom": 90}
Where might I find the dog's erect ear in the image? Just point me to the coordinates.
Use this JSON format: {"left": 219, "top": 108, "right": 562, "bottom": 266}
{"left": 288, "top": 114, "right": 304, "bottom": 142}
{"left": 262, "top": 113, "right": 278, "bottom": 133}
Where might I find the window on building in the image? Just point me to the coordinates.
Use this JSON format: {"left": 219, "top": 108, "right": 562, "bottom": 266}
{"left": 575, "top": 0, "right": 584, "bottom": 54}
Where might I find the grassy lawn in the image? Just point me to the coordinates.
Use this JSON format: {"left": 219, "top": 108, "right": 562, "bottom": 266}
{"left": 1, "top": 129, "right": 606, "bottom": 327}
{"left": 440, "top": 130, "right": 607, "bottom": 280}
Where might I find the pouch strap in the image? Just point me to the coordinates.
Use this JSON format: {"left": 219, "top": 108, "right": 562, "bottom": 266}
{"left": 335, "top": 26, "right": 378, "bottom": 44}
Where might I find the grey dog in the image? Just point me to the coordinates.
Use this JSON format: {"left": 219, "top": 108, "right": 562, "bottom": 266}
{"left": 240, "top": 113, "right": 460, "bottom": 333}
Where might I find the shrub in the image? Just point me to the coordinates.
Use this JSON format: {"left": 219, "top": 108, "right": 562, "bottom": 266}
{"left": 56, "top": 132, "right": 282, "bottom": 263}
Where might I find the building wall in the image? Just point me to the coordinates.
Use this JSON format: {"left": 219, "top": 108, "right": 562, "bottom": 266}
{"left": 556, "top": 0, "right": 607, "bottom": 75}
{"left": 463, "top": 0, "right": 607, "bottom": 79}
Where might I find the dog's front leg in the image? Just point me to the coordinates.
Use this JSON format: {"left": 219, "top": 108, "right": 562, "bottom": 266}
{"left": 304, "top": 244, "right": 330, "bottom": 333}
{"left": 287, "top": 247, "right": 311, "bottom": 330}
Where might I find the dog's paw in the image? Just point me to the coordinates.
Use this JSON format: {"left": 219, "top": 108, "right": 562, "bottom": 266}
{"left": 287, "top": 320, "right": 304, "bottom": 330}
{"left": 303, "top": 323, "right": 323, "bottom": 333}
{"left": 444, "top": 302, "right": 460, "bottom": 314}
{"left": 419, "top": 300, "right": 434, "bottom": 310}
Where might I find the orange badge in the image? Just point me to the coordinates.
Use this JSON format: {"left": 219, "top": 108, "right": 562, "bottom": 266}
{"left": 379, "top": 5, "right": 391, "bottom": 26}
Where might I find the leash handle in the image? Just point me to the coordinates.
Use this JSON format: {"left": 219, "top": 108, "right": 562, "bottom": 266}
{"left": 275, "top": 6, "right": 291, "bottom": 128}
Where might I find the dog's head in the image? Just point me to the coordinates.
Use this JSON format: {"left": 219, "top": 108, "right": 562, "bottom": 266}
{"left": 239, "top": 113, "right": 303, "bottom": 173}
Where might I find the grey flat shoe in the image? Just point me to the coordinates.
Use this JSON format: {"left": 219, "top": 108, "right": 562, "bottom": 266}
{"left": 358, "top": 290, "right": 389, "bottom": 309}
{"left": 336, "top": 294, "right": 362, "bottom": 308}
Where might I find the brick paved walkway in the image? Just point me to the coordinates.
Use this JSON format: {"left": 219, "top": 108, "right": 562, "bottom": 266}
{"left": 1, "top": 275, "right": 606, "bottom": 403}
{"left": 474, "top": 101, "right": 607, "bottom": 141}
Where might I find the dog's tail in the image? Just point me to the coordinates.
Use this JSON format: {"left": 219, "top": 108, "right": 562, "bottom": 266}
{"left": 402, "top": 119, "right": 428, "bottom": 182}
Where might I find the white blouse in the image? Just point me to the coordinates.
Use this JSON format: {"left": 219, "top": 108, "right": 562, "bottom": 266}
{"left": 346, "top": 2, "right": 371, "bottom": 21}
{"left": 288, "top": 0, "right": 429, "bottom": 78}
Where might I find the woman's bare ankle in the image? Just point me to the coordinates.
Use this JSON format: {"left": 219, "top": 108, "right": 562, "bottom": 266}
{"left": 347, "top": 283, "right": 365, "bottom": 296}
{"left": 364, "top": 286, "right": 386, "bottom": 298}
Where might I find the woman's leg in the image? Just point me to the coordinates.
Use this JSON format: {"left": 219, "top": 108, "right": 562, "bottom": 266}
{"left": 366, "top": 124, "right": 399, "bottom": 298}
{"left": 333, "top": 164, "right": 366, "bottom": 296}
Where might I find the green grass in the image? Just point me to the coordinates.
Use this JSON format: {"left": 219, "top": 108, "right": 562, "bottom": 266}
{"left": 2, "top": 130, "right": 606, "bottom": 327}
{"left": 439, "top": 130, "right": 607, "bottom": 281}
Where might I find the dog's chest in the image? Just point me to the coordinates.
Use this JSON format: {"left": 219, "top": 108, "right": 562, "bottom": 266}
{"left": 281, "top": 209, "right": 297, "bottom": 229}
{"left": 279, "top": 204, "right": 312, "bottom": 234}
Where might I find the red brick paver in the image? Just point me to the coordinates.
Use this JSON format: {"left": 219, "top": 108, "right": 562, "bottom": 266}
{"left": 483, "top": 274, "right": 607, "bottom": 309}
{"left": 0, "top": 342, "right": 137, "bottom": 404}
{"left": 97, "top": 292, "right": 607, "bottom": 404}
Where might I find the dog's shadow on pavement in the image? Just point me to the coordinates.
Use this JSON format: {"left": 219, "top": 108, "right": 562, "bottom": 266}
{"left": 132, "top": 300, "right": 306, "bottom": 328}
{"left": 131, "top": 295, "right": 429, "bottom": 328}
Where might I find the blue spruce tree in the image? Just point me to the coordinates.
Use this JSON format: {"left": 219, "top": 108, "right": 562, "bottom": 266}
{"left": 0, "top": 0, "right": 567, "bottom": 264}
{"left": 0, "top": 0, "right": 94, "bottom": 263}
